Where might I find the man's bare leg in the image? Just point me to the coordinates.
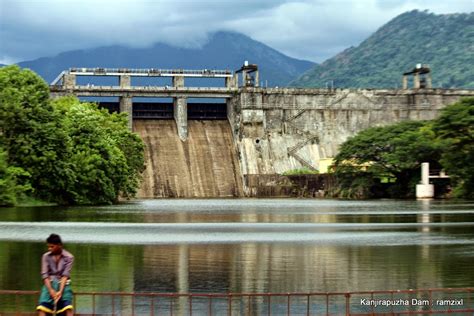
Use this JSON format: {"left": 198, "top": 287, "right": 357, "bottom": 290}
{"left": 38, "top": 311, "right": 46, "bottom": 316}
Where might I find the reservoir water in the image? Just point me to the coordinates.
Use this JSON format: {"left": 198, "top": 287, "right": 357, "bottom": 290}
{"left": 0, "top": 199, "right": 473, "bottom": 313}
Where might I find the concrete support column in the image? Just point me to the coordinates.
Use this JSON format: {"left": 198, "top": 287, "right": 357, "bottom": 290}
{"left": 120, "top": 75, "right": 131, "bottom": 87}
{"left": 426, "top": 74, "right": 432, "bottom": 88}
{"left": 402, "top": 75, "right": 408, "bottom": 89}
{"left": 255, "top": 70, "right": 259, "bottom": 87}
{"left": 174, "top": 97, "right": 188, "bottom": 141}
{"left": 63, "top": 74, "right": 76, "bottom": 88}
{"left": 421, "top": 162, "right": 429, "bottom": 185}
{"left": 416, "top": 162, "right": 434, "bottom": 198}
{"left": 241, "top": 70, "right": 247, "bottom": 87}
{"left": 414, "top": 73, "right": 420, "bottom": 89}
{"left": 173, "top": 76, "right": 184, "bottom": 88}
{"left": 120, "top": 96, "right": 133, "bottom": 130}
{"left": 225, "top": 75, "right": 238, "bottom": 89}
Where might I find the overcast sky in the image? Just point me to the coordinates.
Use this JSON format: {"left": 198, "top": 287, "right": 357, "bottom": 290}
{"left": 0, "top": 0, "right": 472, "bottom": 64}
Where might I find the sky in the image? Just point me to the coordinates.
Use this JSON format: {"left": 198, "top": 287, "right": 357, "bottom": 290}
{"left": 0, "top": 0, "right": 472, "bottom": 64}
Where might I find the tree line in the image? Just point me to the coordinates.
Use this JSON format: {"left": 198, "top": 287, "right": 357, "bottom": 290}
{"left": 332, "top": 97, "right": 474, "bottom": 199}
{"left": 0, "top": 66, "right": 145, "bottom": 206}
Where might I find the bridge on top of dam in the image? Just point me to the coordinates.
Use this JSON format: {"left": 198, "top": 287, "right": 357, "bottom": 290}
{"left": 49, "top": 65, "right": 474, "bottom": 198}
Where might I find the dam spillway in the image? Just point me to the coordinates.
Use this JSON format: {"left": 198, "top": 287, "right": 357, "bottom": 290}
{"left": 134, "top": 119, "right": 243, "bottom": 198}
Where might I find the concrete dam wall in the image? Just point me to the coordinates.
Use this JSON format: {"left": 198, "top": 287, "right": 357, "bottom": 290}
{"left": 131, "top": 88, "right": 473, "bottom": 198}
{"left": 230, "top": 88, "right": 473, "bottom": 171}
{"left": 134, "top": 120, "right": 243, "bottom": 198}
{"left": 228, "top": 88, "right": 474, "bottom": 195}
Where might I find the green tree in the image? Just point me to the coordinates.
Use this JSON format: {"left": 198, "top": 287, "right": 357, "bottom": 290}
{"left": 0, "top": 66, "right": 145, "bottom": 205}
{"left": 0, "top": 146, "right": 31, "bottom": 206}
{"left": 433, "top": 97, "right": 474, "bottom": 198}
{"left": 333, "top": 120, "right": 442, "bottom": 198}
{"left": 0, "top": 65, "right": 71, "bottom": 202}
{"left": 53, "top": 97, "right": 145, "bottom": 204}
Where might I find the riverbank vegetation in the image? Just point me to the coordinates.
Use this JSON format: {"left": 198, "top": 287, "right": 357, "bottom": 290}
{"left": 282, "top": 168, "right": 319, "bottom": 175}
{"left": 332, "top": 97, "right": 474, "bottom": 199}
{"left": 0, "top": 66, "right": 145, "bottom": 206}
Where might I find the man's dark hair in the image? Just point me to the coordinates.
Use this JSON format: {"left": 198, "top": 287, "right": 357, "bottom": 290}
{"left": 46, "top": 234, "right": 62, "bottom": 245}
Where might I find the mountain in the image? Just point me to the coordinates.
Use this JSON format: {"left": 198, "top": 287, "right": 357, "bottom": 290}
{"left": 291, "top": 10, "right": 474, "bottom": 89}
{"left": 17, "top": 32, "right": 314, "bottom": 87}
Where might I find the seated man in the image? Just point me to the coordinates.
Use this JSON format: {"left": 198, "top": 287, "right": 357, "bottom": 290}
{"left": 37, "top": 234, "right": 74, "bottom": 316}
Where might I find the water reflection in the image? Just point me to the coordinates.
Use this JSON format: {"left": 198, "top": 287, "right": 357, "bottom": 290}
{"left": 0, "top": 199, "right": 473, "bottom": 312}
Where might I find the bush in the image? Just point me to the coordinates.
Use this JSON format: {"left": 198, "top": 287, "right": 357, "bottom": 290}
{"left": 282, "top": 168, "right": 319, "bottom": 175}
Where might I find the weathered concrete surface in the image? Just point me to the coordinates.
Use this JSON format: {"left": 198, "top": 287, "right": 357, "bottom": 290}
{"left": 134, "top": 120, "right": 243, "bottom": 198}
{"left": 230, "top": 88, "right": 474, "bottom": 193}
{"left": 119, "top": 96, "right": 133, "bottom": 130}
{"left": 174, "top": 97, "right": 188, "bottom": 141}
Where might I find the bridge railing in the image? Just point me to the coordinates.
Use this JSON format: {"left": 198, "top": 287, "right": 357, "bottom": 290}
{"left": 49, "top": 85, "right": 236, "bottom": 91}
{"left": 68, "top": 67, "right": 233, "bottom": 76}
{"left": 1, "top": 288, "right": 473, "bottom": 315}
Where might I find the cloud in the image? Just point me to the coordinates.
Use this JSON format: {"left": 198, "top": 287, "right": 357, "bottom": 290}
{"left": 0, "top": 0, "right": 472, "bottom": 64}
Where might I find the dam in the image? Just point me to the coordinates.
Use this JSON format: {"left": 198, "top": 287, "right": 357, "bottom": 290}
{"left": 49, "top": 66, "right": 474, "bottom": 197}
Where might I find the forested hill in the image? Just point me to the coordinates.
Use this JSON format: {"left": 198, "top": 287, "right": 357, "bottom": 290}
{"left": 291, "top": 10, "right": 474, "bottom": 89}
{"left": 16, "top": 31, "right": 314, "bottom": 87}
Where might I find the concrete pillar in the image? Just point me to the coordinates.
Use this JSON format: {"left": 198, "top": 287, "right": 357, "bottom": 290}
{"left": 416, "top": 162, "right": 434, "bottom": 198}
{"left": 120, "top": 75, "right": 131, "bottom": 87}
{"left": 63, "top": 74, "right": 76, "bottom": 88}
{"left": 255, "top": 70, "right": 259, "bottom": 87}
{"left": 173, "top": 76, "right": 184, "bottom": 88}
{"left": 225, "top": 75, "right": 237, "bottom": 89}
{"left": 119, "top": 96, "right": 133, "bottom": 130}
{"left": 402, "top": 75, "right": 408, "bottom": 89}
{"left": 174, "top": 97, "right": 188, "bottom": 141}
{"left": 421, "top": 162, "right": 429, "bottom": 185}
{"left": 426, "top": 74, "right": 432, "bottom": 88}
{"left": 414, "top": 73, "right": 420, "bottom": 89}
{"left": 226, "top": 99, "right": 233, "bottom": 123}
{"left": 241, "top": 70, "right": 247, "bottom": 87}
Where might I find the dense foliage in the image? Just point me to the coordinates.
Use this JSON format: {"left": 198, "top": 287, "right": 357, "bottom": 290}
{"left": 0, "top": 147, "right": 31, "bottom": 206}
{"left": 282, "top": 168, "right": 319, "bottom": 175}
{"left": 0, "top": 66, "right": 145, "bottom": 206}
{"left": 333, "top": 121, "right": 441, "bottom": 198}
{"left": 333, "top": 98, "right": 474, "bottom": 199}
{"left": 292, "top": 10, "right": 474, "bottom": 89}
{"left": 433, "top": 98, "right": 474, "bottom": 198}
